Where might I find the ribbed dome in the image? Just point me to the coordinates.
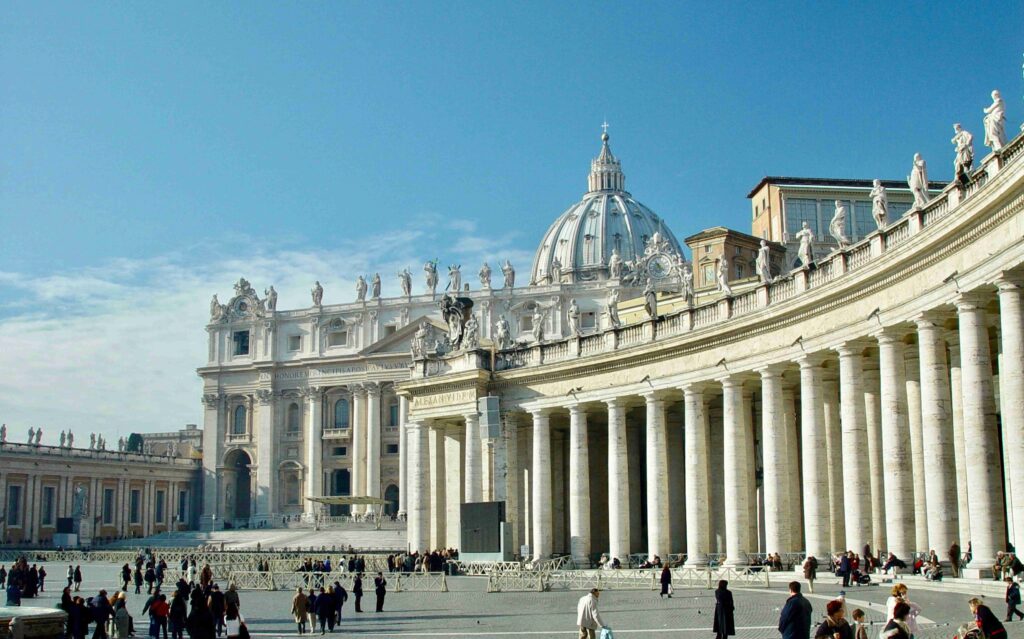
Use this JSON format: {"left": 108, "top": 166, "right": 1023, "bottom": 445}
{"left": 530, "top": 131, "right": 684, "bottom": 284}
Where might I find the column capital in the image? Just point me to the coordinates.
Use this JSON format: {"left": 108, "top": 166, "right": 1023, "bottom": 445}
{"left": 680, "top": 382, "right": 708, "bottom": 397}
{"left": 913, "top": 309, "right": 954, "bottom": 331}
{"left": 955, "top": 290, "right": 992, "bottom": 312}
{"left": 796, "top": 352, "right": 827, "bottom": 368}
{"left": 301, "top": 386, "right": 324, "bottom": 400}
{"left": 463, "top": 411, "right": 480, "bottom": 424}
{"left": 640, "top": 390, "right": 667, "bottom": 404}
{"left": 716, "top": 375, "right": 744, "bottom": 389}
{"left": 995, "top": 271, "right": 1024, "bottom": 291}
{"left": 567, "top": 403, "right": 586, "bottom": 416}
{"left": 528, "top": 407, "right": 552, "bottom": 418}
{"left": 365, "top": 383, "right": 382, "bottom": 398}
{"left": 873, "top": 326, "right": 909, "bottom": 345}
{"left": 755, "top": 363, "right": 786, "bottom": 379}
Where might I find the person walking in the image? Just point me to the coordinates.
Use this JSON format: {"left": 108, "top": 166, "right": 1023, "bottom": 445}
{"left": 208, "top": 584, "right": 226, "bottom": 637}
{"left": 576, "top": 588, "right": 607, "bottom": 639}
{"left": 169, "top": 589, "right": 188, "bottom": 639}
{"left": 971, "top": 597, "right": 1007, "bottom": 639}
{"left": 815, "top": 600, "right": 853, "bottom": 639}
{"left": 713, "top": 580, "right": 735, "bottom": 639}
{"left": 90, "top": 590, "right": 114, "bottom": 639}
{"left": 353, "top": 574, "right": 363, "bottom": 613}
{"left": 374, "top": 572, "right": 387, "bottom": 612}
{"left": 779, "top": 581, "right": 813, "bottom": 639}
{"left": 315, "top": 587, "right": 333, "bottom": 634}
{"left": 332, "top": 581, "right": 347, "bottom": 625}
{"left": 151, "top": 593, "right": 170, "bottom": 639}
{"left": 224, "top": 601, "right": 245, "bottom": 639}
{"left": 882, "top": 602, "right": 912, "bottom": 639}
{"left": 74, "top": 565, "right": 83, "bottom": 592}
{"left": 111, "top": 597, "right": 131, "bottom": 639}
{"left": 1006, "top": 578, "right": 1024, "bottom": 622}
{"left": 121, "top": 565, "right": 131, "bottom": 592}
{"left": 133, "top": 566, "right": 143, "bottom": 595}
{"left": 660, "top": 565, "right": 672, "bottom": 598}
{"left": 803, "top": 556, "right": 818, "bottom": 594}
{"left": 291, "top": 587, "right": 308, "bottom": 635}
{"left": 38, "top": 566, "right": 46, "bottom": 592}
{"left": 67, "top": 565, "right": 75, "bottom": 589}
{"left": 838, "top": 553, "right": 852, "bottom": 588}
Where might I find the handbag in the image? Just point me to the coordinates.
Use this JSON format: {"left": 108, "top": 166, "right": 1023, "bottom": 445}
{"left": 238, "top": 621, "right": 250, "bottom": 639}
{"left": 601, "top": 628, "right": 615, "bottom": 639}
{"left": 668, "top": 584, "right": 674, "bottom": 595}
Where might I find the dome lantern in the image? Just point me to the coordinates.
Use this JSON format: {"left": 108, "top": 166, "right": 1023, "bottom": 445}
{"left": 587, "top": 130, "right": 626, "bottom": 193}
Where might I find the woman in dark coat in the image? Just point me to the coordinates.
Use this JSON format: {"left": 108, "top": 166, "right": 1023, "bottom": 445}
{"left": 660, "top": 566, "right": 672, "bottom": 598}
{"left": 970, "top": 598, "right": 1007, "bottom": 639}
{"left": 714, "top": 580, "right": 735, "bottom": 639}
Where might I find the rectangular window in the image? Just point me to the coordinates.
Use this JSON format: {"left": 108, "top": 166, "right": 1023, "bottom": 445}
{"left": 853, "top": 201, "right": 875, "bottom": 239}
{"left": 288, "top": 335, "right": 302, "bottom": 351}
{"left": 581, "top": 312, "right": 596, "bottom": 329}
{"left": 702, "top": 264, "right": 714, "bottom": 286}
{"left": 178, "top": 490, "right": 187, "bottom": 523}
{"left": 384, "top": 325, "right": 397, "bottom": 336}
{"left": 704, "top": 245, "right": 711, "bottom": 254}
{"left": 103, "top": 488, "right": 115, "bottom": 525}
{"left": 328, "top": 330, "right": 347, "bottom": 347}
{"left": 389, "top": 403, "right": 399, "bottom": 427}
{"left": 519, "top": 315, "right": 533, "bottom": 331}
{"left": 889, "top": 201, "right": 912, "bottom": 219}
{"left": 155, "top": 490, "right": 165, "bottom": 523}
{"left": 332, "top": 446, "right": 347, "bottom": 457}
{"left": 785, "top": 198, "right": 819, "bottom": 237}
{"left": 232, "top": 331, "right": 250, "bottom": 356}
{"left": 41, "top": 486, "right": 56, "bottom": 526}
{"left": 130, "top": 489, "right": 141, "bottom": 524}
{"left": 385, "top": 444, "right": 399, "bottom": 455}
{"left": 6, "top": 485, "right": 21, "bottom": 527}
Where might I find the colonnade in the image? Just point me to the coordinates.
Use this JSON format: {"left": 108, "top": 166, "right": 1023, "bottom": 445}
{"left": 406, "top": 278, "right": 1024, "bottom": 571}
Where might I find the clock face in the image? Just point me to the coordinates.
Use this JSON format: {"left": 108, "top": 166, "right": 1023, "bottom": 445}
{"left": 648, "top": 254, "right": 674, "bottom": 279}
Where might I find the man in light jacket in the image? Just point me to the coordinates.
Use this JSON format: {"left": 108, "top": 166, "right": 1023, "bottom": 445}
{"left": 576, "top": 588, "right": 607, "bottom": 638}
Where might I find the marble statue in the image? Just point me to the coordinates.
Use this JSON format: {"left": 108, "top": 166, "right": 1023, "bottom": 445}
{"left": 66, "top": 430, "right": 73, "bottom": 447}
{"left": 311, "top": 281, "right": 324, "bottom": 306}
{"left": 795, "top": 222, "right": 815, "bottom": 267}
{"left": 439, "top": 294, "right": 473, "bottom": 349}
{"left": 531, "top": 306, "right": 546, "bottom": 343}
{"left": 681, "top": 264, "right": 694, "bottom": 304}
{"left": 643, "top": 277, "right": 658, "bottom": 319}
{"left": 478, "top": 262, "right": 492, "bottom": 289}
{"left": 98, "top": 435, "right": 105, "bottom": 450}
{"left": 399, "top": 268, "right": 412, "bottom": 297}
{"left": 89, "top": 433, "right": 95, "bottom": 450}
{"left": 234, "top": 277, "right": 254, "bottom": 297}
{"left": 717, "top": 258, "right": 733, "bottom": 296}
{"left": 501, "top": 260, "right": 515, "bottom": 289}
{"left": 264, "top": 286, "right": 278, "bottom": 311}
{"left": 412, "top": 320, "right": 431, "bottom": 358}
{"left": 829, "top": 200, "right": 851, "bottom": 247}
{"left": 567, "top": 299, "right": 581, "bottom": 337}
{"left": 423, "top": 261, "right": 439, "bottom": 297}
{"left": 983, "top": 90, "right": 1007, "bottom": 151}
{"left": 549, "top": 257, "right": 562, "bottom": 284}
{"left": 495, "top": 316, "right": 512, "bottom": 349}
{"left": 35, "top": 428, "right": 41, "bottom": 445}
{"left": 448, "top": 265, "right": 462, "bottom": 293}
{"left": 27, "top": 427, "right": 34, "bottom": 444}
{"left": 59, "top": 430, "right": 66, "bottom": 448}
{"left": 462, "top": 314, "right": 480, "bottom": 350}
{"left": 0, "top": 424, "right": 6, "bottom": 443}
{"left": 909, "top": 153, "right": 930, "bottom": 208}
{"left": 170, "top": 441, "right": 178, "bottom": 457}
{"left": 71, "top": 485, "right": 88, "bottom": 518}
{"left": 371, "top": 273, "right": 381, "bottom": 299}
{"left": 952, "top": 123, "right": 974, "bottom": 182}
{"left": 607, "top": 288, "right": 621, "bottom": 328}
{"left": 209, "top": 295, "right": 225, "bottom": 321}
{"left": 608, "top": 248, "right": 624, "bottom": 279}
{"left": 870, "top": 179, "right": 888, "bottom": 229}
{"left": 118, "top": 436, "right": 125, "bottom": 452}
{"left": 355, "top": 276, "right": 367, "bottom": 302}
{"left": 756, "top": 240, "right": 772, "bottom": 284}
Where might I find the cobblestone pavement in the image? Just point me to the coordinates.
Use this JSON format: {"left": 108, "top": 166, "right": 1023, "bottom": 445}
{"left": 18, "top": 562, "right": 1024, "bottom": 638}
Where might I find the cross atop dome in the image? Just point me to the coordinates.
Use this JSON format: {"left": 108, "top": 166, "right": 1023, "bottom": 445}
{"left": 588, "top": 126, "right": 625, "bottom": 193}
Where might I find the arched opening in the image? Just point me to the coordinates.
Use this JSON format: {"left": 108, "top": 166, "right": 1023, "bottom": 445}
{"left": 232, "top": 405, "right": 247, "bottom": 435}
{"left": 287, "top": 402, "right": 301, "bottom": 433}
{"left": 330, "top": 469, "right": 350, "bottom": 516}
{"left": 383, "top": 484, "right": 399, "bottom": 517}
{"left": 334, "top": 399, "right": 350, "bottom": 429}
{"left": 223, "top": 449, "right": 252, "bottom": 525}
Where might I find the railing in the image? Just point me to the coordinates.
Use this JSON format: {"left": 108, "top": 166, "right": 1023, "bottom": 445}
{"left": 617, "top": 324, "right": 645, "bottom": 347}
{"left": 580, "top": 334, "right": 604, "bottom": 355}
{"left": 731, "top": 290, "right": 757, "bottom": 316}
{"left": 486, "top": 566, "right": 770, "bottom": 593}
{"left": 541, "top": 341, "right": 572, "bottom": 363}
{"left": 692, "top": 303, "right": 719, "bottom": 327}
{"left": 225, "top": 432, "right": 251, "bottom": 443}
{"left": 846, "top": 241, "right": 872, "bottom": 270}
{"left": 808, "top": 259, "right": 833, "bottom": 288}
{"left": 921, "top": 192, "right": 951, "bottom": 227}
{"left": 321, "top": 428, "right": 349, "bottom": 439}
{"left": 884, "top": 218, "right": 911, "bottom": 248}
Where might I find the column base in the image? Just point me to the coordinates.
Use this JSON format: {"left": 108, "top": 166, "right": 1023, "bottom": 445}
{"left": 685, "top": 555, "right": 709, "bottom": 567}
{"left": 723, "top": 557, "right": 749, "bottom": 567}
{"left": 961, "top": 567, "right": 995, "bottom": 579}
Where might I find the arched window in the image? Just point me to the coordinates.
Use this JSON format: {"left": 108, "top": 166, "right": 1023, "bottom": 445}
{"left": 286, "top": 403, "right": 300, "bottom": 433}
{"left": 334, "top": 399, "right": 350, "bottom": 429}
{"left": 383, "top": 484, "right": 399, "bottom": 516}
{"left": 232, "top": 405, "right": 246, "bottom": 435}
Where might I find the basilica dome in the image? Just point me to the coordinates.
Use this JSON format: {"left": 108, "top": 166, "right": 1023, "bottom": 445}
{"left": 530, "top": 131, "right": 684, "bottom": 284}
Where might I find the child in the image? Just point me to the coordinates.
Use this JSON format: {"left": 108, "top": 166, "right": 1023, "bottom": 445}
{"left": 852, "top": 608, "right": 868, "bottom": 639}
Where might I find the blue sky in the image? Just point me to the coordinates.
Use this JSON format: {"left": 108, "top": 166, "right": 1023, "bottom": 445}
{"left": 0, "top": 1, "right": 1022, "bottom": 441}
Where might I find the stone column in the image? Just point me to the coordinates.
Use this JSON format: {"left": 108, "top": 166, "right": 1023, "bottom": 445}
{"left": 406, "top": 421, "right": 429, "bottom": 552}
{"left": 721, "top": 377, "right": 750, "bottom": 565}
{"left": 568, "top": 404, "right": 592, "bottom": 567}
{"left": 862, "top": 364, "right": 886, "bottom": 552}
{"left": 303, "top": 387, "right": 323, "bottom": 517}
{"left": 200, "top": 394, "right": 223, "bottom": 530}
{"left": 822, "top": 378, "right": 845, "bottom": 552}
{"left": 783, "top": 389, "right": 803, "bottom": 548}
{"left": 605, "top": 399, "right": 630, "bottom": 563}
{"left": 798, "top": 356, "right": 830, "bottom": 559}
{"left": 255, "top": 392, "right": 275, "bottom": 521}
{"left": 397, "top": 396, "right": 409, "bottom": 519}
{"left": 531, "top": 409, "right": 552, "bottom": 562}
{"left": 366, "top": 385, "right": 382, "bottom": 512}
{"left": 876, "top": 330, "right": 914, "bottom": 560}
{"left": 915, "top": 315, "right": 959, "bottom": 553}
{"left": 351, "top": 388, "right": 366, "bottom": 513}
{"left": 443, "top": 425, "right": 463, "bottom": 549}
{"left": 835, "top": 344, "right": 871, "bottom": 554}
{"left": 948, "top": 333, "right": 971, "bottom": 548}
{"left": 758, "top": 366, "right": 790, "bottom": 555}
{"left": 997, "top": 276, "right": 1024, "bottom": 549}
{"left": 683, "top": 385, "right": 710, "bottom": 565}
{"left": 643, "top": 393, "right": 670, "bottom": 561}
{"left": 905, "top": 351, "right": 929, "bottom": 551}
{"left": 503, "top": 413, "right": 522, "bottom": 552}
{"left": 464, "top": 411, "right": 483, "bottom": 503}
{"left": 957, "top": 294, "right": 1006, "bottom": 567}
{"left": 428, "top": 425, "right": 446, "bottom": 549}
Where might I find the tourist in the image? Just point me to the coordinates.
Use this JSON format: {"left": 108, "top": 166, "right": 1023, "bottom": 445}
{"left": 291, "top": 587, "right": 309, "bottom": 635}
{"left": 332, "top": 580, "right": 348, "bottom": 624}
{"left": 713, "top": 580, "right": 734, "bottom": 639}
{"left": 5, "top": 579, "right": 20, "bottom": 606}
{"left": 885, "top": 584, "right": 922, "bottom": 638}
{"left": 971, "top": 597, "right": 1007, "bottom": 639}
{"left": 838, "top": 552, "right": 852, "bottom": 588}
{"left": 575, "top": 588, "right": 607, "bottom": 639}
{"left": 803, "top": 555, "right": 818, "bottom": 593}
{"left": 225, "top": 583, "right": 240, "bottom": 613}
{"left": 151, "top": 593, "right": 170, "bottom": 639}
{"left": 134, "top": 565, "right": 143, "bottom": 594}
{"left": 993, "top": 552, "right": 1013, "bottom": 580}
{"left": 660, "top": 565, "right": 672, "bottom": 598}
{"left": 374, "top": 571, "right": 387, "bottom": 612}
{"left": 67, "top": 564, "right": 74, "bottom": 588}
{"left": 851, "top": 609, "right": 868, "bottom": 639}
{"left": 209, "top": 583, "right": 226, "bottom": 637}
{"left": 779, "top": 581, "right": 812, "bottom": 639}
{"left": 881, "top": 602, "right": 912, "bottom": 639}
{"left": 950, "top": 542, "right": 962, "bottom": 578}
{"left": 815, "top": 600, "right": 852, "bottom": 639}
{"left": 1006, "top": 578, "right": 1024, "bottom": 622}
{"left": 38, "top": 565, "right": 46, "bottom": 592}
{"left": 111, "top": 597, "right": 131, "bottom": 639}
{"left": 224, "top": 600, "right": 245, "bottom": 639}
{"left": 882, "top": 553, "right": 906, "bottom": 575}
{"left": 169, "top": 589, "right": 188, "bottom": 639}
{"left": 307, "top": 587, "right": 317, "bottom": 630}
{"left": 121, "top": 564, "right": 132, "bottom": 592}
{"left": 353, "top": 573, "right": 364, "bottom": 612}
{"left": 145, "top": 564, "right": 156, "bottom": 594}
{"left": 90, "top": 589, "right": 114, "bottom": 639}
{"left": 187, "top": 586, "right": 216, "bottom": 639}
{"left": 315, "top": 586, "right": 334, "bottom": 633}
{"left": 74, "top": 565, "right": 83, "bottom": 591}
{"left": 68, "top": 595, "right": 90, "bottom": 639}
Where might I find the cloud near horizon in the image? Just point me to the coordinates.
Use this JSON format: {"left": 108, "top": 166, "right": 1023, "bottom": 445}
{"left": 0, "top": 220, "right": 535, "bottom": 445}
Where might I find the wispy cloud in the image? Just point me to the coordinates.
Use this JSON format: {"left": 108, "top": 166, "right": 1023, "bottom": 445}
{"left": 0, "top": 223, "right": 534, "bottom": 444}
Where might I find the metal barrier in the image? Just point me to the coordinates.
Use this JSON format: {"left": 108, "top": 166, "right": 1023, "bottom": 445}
{"left": 394, "top": 572, "right": 448, "bottom": 592}
{"left": 487, "top": 567, "right": 770, "bottom": 593}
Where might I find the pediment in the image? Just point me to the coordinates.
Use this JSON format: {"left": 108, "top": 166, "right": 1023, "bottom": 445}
{"left": 360, "top": 315, "right": 448, "bottom": 355}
